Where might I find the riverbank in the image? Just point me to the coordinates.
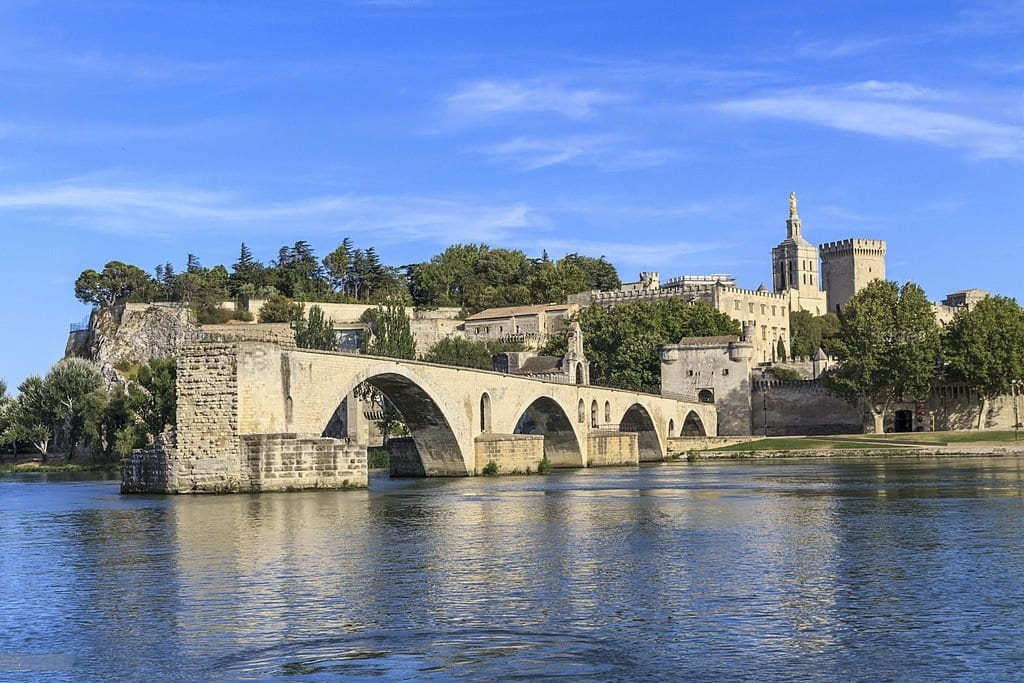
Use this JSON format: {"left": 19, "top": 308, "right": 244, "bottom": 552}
{"left": 0, "top": 452, "right": 120, "bottom": 473}
{"left": 684, "top": 430, "right": 1024, "bottom": 460}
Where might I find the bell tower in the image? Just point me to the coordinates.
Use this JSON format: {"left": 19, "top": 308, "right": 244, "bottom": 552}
{"left": 771, "top": 192, "right": 826, "bottom": 315}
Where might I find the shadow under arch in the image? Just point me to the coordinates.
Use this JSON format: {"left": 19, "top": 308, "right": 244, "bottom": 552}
{"left": 619, "top": 403, "right": 663, "bottom": 461}
{"left": 513, "top": 396, "right": 584, "bottom": 468}
{"left": 323, "top": 371, "right": 467, "bottom": 477}
{"left": 681, "top": 410, "right": 707, "bottom": 437}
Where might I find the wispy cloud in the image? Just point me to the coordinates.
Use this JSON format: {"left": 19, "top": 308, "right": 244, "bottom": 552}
{"left": 446, "top": 79, "right": 621, "bottom": 119}
{"left": 477, "top": 134, "right": 675, "bottom": 171}
{"left": 717, "top": 82, "right": 1024, "bottom": 160}
{"left": 793, "top": 37, "right": 891, "bottom": 59}
{"left": 0, "top": 181, "right": 548, "bottom": 245}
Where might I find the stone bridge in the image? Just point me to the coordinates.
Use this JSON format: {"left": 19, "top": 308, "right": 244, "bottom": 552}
{"left": 123, "top": 341, "right": 716, "bottom": 493}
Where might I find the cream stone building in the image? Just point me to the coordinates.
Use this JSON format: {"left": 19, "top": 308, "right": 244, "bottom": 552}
{"left": 463, "top": 303, "right": 578, "bottom": 348}
{"left": 571, "top": 193, "right": 887, "bottom": 365}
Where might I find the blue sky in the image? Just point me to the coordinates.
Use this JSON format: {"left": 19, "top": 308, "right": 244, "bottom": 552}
{"left": 1, "top": 0, "right": 1023, "bottom": 387}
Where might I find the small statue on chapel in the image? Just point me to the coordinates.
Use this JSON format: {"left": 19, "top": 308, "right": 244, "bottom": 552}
{"left": 789, "top": 191, "right": 798, "bottom": 218}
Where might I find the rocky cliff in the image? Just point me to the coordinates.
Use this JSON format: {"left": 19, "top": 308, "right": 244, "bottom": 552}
{"left": 66, "top": 303, "right": 202, "bottom": 383}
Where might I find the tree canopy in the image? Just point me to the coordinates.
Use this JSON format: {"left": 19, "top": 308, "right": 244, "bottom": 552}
{"left": 824, "top": 280, "right": 940, "bottom": 432}
{"left": 543, "top": 298, "right": 740, "bottom": 393}
{"left": 942, "top": 295, "right": 1024, "bottom": 427}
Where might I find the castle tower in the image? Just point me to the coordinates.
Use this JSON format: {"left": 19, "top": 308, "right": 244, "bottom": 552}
{"left": 771, "top": 193, "right": 826, "bottom": 315}
{"left": 819, "top": 238, "right": 887, "bottom": 314}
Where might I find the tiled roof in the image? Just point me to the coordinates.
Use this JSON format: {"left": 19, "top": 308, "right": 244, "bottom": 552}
{"left": 465, "top": 303, "right": 574, "bottom": 321}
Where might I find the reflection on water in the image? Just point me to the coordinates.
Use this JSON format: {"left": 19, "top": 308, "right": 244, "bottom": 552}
{"left": 1, "top": 458, "right": 1023, "bottom": 680}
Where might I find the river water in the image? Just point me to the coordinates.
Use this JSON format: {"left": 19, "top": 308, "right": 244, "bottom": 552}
{"left": 1, "top": 457, "right": 1023, "bottom": 681}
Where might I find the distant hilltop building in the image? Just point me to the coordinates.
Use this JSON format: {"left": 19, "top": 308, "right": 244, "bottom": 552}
{"left": 570, "top": 192, "right": 888, "bottom": 363}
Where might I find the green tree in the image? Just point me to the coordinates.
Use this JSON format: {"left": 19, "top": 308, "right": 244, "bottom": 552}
{"left": 323, "top": 239, "right": 353, "bottom": 295}
{"left": 790, "top": 311, "right": 841, "bottom": 359}
{"left": 228, "top": 242, "right": 268, "bottom": 297}
{"left": 558, "top": 253, "right": 620, "bottom": 292}
{"left": 43, "top": 358, "right": 105, "bottom": 456}
{"left": 131, "top": 358, "right": 177, "bottom": 438}
{"left": 295, "top": 305, "right": 337, "bottom": 350}
{"left": 75, "top": 261, "right": 154, "bottom": 308}
{"left": 82, "top": 385, "right": 131, "bottom": 459}
{"left": 7, "top": 376, "right": 51, "bottom": 457}
{"left": 421, "top": 337, "right": 526, "bottom": 370}
{"left": 542, "top": 298, "right": 740, "bottom": 393}
{"left": 825, "top": 280, "right": 940, "bottom": 433}
{"left": 362, "top": 299, "right": 416, "bottom": 359}
{"left": 942, "top": 295, "right": 1024, "bottom": 429}
{"left": 408, "top": 244, "right": 532, "bottom": 312}
{"left": 258, "top": 293, "right": 304, "bottom": 323}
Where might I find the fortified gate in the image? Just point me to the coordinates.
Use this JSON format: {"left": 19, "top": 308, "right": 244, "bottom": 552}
{"left": 123, "top": 341, "right": 715, "bottom": 493}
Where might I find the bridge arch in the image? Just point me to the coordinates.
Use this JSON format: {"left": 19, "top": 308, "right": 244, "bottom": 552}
{"left": 619, "top": 403, "right": 663, "bottom": 461}
{"left": 681, "top": 410, "right": 707, "bottom": 437}
{"left": 511, "top": 396, "right": 584, "bottom": 468}
{"left": 321, "top": 365, "right": 470, "bottom": 476}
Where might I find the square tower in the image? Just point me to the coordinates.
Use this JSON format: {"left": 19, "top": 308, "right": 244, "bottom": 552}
{"left": 819, "top": 239, "right": 887, "bottom": 314}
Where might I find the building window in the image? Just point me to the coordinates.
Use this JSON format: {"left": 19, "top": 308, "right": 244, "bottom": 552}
{"left": 687, "top": 369, "right": 694, "bottom": 377}
{"left": 734, "top": 300, "right": 741, "bottom": 310}
{"left": 604, "top": 401, "right": 611, "bottom": 423}
{"left": 762, "top": 326, "right": 767, "bottom": 340}
{"left": 772, "top": 306, "right": 776, "bottom": 315}
{"left": 722, "top": 369, "right": 729, "bottom": 376}
{"left": 698, "top": 389, "right": 714, "bottom": 404}
{"left": 760, "top": 304, "right": 766, "bottom": 315}
{"left": 749, "top": 303, "right": 755, "bottom": 313}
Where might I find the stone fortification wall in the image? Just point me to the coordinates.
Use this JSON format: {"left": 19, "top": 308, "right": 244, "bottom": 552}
{"left": 474, "top": 433, "right": 545, "bottom": 474}
{"left": 240, "top": 433, "right": 366, "bottom": 490}
{"left": 200, "top": 323, "right": 297, "bottom": 347}
{"left": 586, "top": 431, "right": 639, "bottom": 467}
{"left": 752, "top": 380, "right": 864, "bottom": 436}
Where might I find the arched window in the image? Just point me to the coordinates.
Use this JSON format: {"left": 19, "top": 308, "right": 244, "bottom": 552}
{"left": 578, "top": 399, "right": 585, "bottom": 423}
{"left": 604, "top": 401, "right": 611, "bottom": 423}
{"left": 668, "top": 419, "right": 675, "bottom": 437}
{"left": 698, "top": 389, "right": 715, "bottom": 404}
{"left": 591, "top": 400, "right": 598, "bottom": 428}
{"left": 480, "top": 393, "right": 491, "bottom": 433}
{"left": 575, "top": 364, "right": 584, "bottom": 385}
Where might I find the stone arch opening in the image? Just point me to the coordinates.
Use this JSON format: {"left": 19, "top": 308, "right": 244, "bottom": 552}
{"left": 698, "top": 389, "right": 715, "bottom": 404}
{"left": 590, "top": 400, "right": 599, "bottom": 428}
{"left": 480, "top": 392, "right": 492, "bottom": 433}
{"left": 323, "top": 372, "right": 466, "bottom": 477}
{"left": 668, "top": 418, "right": 675, "bottom": 437}
{"left": 514, "top": 396, "right": 584, "bottom": 468}
{"left": 681, "top": 410, "right": 707, "bottom": 437}
{"left": 619, "top": 403, "right": 663, "bottom": 461}
{"left": 575, "top": 364, "right": 584, "bottom": 385}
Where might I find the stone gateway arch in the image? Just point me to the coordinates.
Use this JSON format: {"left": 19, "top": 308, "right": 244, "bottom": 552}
{"left": 123, "top": 341, "right": 716, "bottom": 493}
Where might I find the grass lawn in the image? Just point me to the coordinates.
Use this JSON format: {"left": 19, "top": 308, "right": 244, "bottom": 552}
{"left": 712, "top": 438, "right": 888, "bottom": 452}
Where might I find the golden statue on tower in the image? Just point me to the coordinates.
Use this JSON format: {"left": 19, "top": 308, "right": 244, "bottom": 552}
{"left": 789, "top": 191, "right": 798, "bottom": 218}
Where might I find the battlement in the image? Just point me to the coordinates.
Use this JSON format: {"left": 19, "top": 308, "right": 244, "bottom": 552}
{"left": 819, "top": 238, "right": 887, "bottom": 255}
